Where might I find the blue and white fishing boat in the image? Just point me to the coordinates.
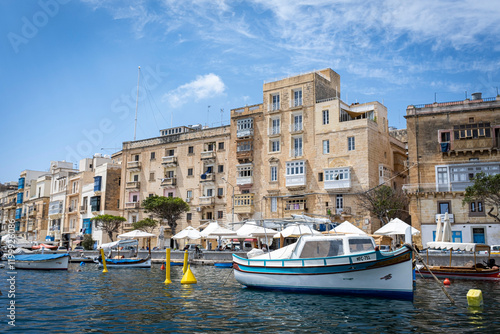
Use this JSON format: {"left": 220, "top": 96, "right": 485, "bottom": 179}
{"left": 14, "top": 253, "right": 70, "bottom": 270}
{"left": 233, "top": 234, "right": 414, "bottom": 300}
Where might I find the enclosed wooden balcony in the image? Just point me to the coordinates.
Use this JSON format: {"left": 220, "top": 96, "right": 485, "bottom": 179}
{"left": 234, "top": 194, "right": 254, "bottom": 214}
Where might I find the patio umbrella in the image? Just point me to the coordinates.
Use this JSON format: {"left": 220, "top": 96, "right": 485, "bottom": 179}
{"left": 273, "top": 223, "right": 321, "bottom": 238}
{"left": 374, "top": 218, "right": 420, "bottom": 236}
{"left": 172, "top": 226, "right": 202, "bottom": 240}
{"left": 440, "top": 212, "right": 452, "bottom": 242}
{"left": 324, "top": 221, "right": 367, "bottom": 235}
{"left": 118, "top": 230, "right": 156, "bottom": 239}
{"left": 435, "top": 215, "right": 443, "bottom": 242}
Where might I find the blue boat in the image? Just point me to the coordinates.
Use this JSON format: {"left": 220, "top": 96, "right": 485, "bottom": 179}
{"left": 14, "top": 253, "right": 70, "bottom": 270}
{"left": 214, "top": 262, "right": 233, "bottom": 268}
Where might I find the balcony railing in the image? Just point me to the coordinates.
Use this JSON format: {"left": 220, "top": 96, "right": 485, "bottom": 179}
{"left": 79, "top": 205, "right": 87, "bottom": 213}
{"left": 125, "top": 202, "right": 140, "bottom": 209}
{"left": 200, "top": 173, "right": 215, "bottom": 182}
{"left": 200, "top": 151, "right": 216, "bottom": 160}
{"left": 199, "top": 196, "right": 215, "bottom": 207}
{"left": 127, "top": 161, "right": 142, "bottom": 170}
{"left": 236, "top": 176, "right": 253, "bottom": 186}
{"left": 237, "top": 128, "right": 254, "bottom": 138}
{"left": 126, "top": 181, "right": 141, "bottom": 189}
{"left": 324, "top": 179, "right": 351, "bottom": 191}
{"left": 161, "top": 177, "right": 177, "bottom": 187}
{"left": 268, "top": 127, "right": 281, "bottom": 136}
{"left": 446, "top": 138, "right": 497, "bottom": 154}
{"left": 286, "top": 174, "right": 306, "bottom": 187}
{"left": 236, "top": 150, "right": 253, "bottom": 161}
{"left": 162, "top": 156, "right": 177, "bottom": 166}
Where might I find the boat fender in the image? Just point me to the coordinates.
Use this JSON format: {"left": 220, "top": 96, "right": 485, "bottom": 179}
{"left": 443, "top": 278, "right": 451, "bottom": 285}
{"left": 80, "top": 262, "right": 85, "bottom": 266}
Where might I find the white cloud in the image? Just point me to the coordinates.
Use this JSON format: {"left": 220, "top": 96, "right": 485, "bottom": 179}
{"left": 163, "top": 74, "right": 226, "bottom": 108}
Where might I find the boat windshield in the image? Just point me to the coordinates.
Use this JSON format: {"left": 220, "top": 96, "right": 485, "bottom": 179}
{"left": 299, "top": 239, "right": 344, "bottom": 258}
{"left": 348, "top": 238, "right": 375, "bottom": 254}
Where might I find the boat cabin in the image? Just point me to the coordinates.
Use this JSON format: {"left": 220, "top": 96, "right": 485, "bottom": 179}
{"left": 291, "top": 235, "right": 376, "bottom": 259}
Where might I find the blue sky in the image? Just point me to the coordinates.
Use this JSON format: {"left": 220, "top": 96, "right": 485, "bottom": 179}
{"left": 1, "top": 0, "right": 499, "bottom": 183}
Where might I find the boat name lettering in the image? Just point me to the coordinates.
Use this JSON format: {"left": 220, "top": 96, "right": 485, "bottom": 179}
{"left": 355, "top": 255, "right": 371, "bottom": 262}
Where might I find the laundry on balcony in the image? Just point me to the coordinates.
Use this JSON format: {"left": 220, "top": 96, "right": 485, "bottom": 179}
{"left": 440, "top": 142, "right": 450, "bottom": 152}
{"left": 200, "top": 166, "right": 213, "bottom": 179}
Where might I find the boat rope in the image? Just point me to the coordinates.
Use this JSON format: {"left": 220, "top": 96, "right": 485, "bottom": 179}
{"left": 406, "top": 243, "right": 455, "bottom": 304}
{"left": 221, "top": 268, "right": 234, "bottom": 287}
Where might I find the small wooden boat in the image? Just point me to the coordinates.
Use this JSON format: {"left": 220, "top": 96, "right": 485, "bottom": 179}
{"left": 95, "top": 255, "right": 151, "bottom": 268}
{"left": 233, "top": 234, "right": 414, "bottom": 300}
{"left": 417, "top": 242, "right": 500, "bottom": 281}
{"left": 214, "top": 262, "right": 233, "bottom": 268}
{"left": 14, "top": 254, "right": 70, "bottom": 270}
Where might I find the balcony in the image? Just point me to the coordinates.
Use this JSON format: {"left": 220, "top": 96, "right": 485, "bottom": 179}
{"left": 200, "top": 151, "right": 216, "bottom": 160}
{"left": 236, "top": 149, "right": 253, "bottom": 161}
{"left": 236, "top": 176, "right": 253, "bottom": 186}
{"left": 444, "top": 138, "right": 499, "bottom": 156}
{"left": 27, "top": 222, "right": 34, "bottom": 231}
{"left": 200, "top": 173, "right": 215, "bottom": 182}
{"left": 162, "top": 156, "right": 177, "bottom": 167}
{"left": 125, "top": 202, "right": 140, "bottom": 209}
{"left": 234, "top": 194, "right": 254, "bottom": 214}
{"left": 199, "top": 196, "right": 215, "bottom": 207}
{"left": 324, "top": 179, "right": 351, "bottom": 192}
{"left": 126, "top": 181, "right": 141, "bottom": 189}
{"left": 435, "top": 213, "right": 455, "bottom": 223}
{"left": 237, "top": 128, "right": 254, "bottom": 138}
{"left": 67, "top": 206, "right": 77, "bottom": 214}
{"left": 79, "top": 205, "right": 87, "bottom": 213}
{"left": 161, "top": 177, "right": 177, "bottom": 187}
{"left": 286, "top": 174, "right": 306, "bottom": 188}
{"left": 289, "top": 124, "right": 303, "bottom": 134}
{"left": 127, "top": 161, "right": 142, "bottom": 171}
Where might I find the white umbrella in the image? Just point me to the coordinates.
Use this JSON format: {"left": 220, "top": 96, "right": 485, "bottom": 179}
{"left": 199, "top": 222, "right": 222, "bottom": 237}
{"left": 118, "top": 230, "right": 156, "bottom": 239}
{"left": 441, "top": 212, "right": 452, "bottom": 242}
{"left": 273, "top": 223, "right": 322, "bottom": 238}
{"left": 326, "top": 221, "right": 366, "bottom": 235}
{"left": 435, "top": 215, "right": 443, "bottom": 242}
{"left": 172, "top": 226, "right": 201, "bottom": 240}
{"left": 374, "top": 218, "right": 420, "bottom": 236}
{"left": 237, "top": 222, "right": 277, "bottom": 238}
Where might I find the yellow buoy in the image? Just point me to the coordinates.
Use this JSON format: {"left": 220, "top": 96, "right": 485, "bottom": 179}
{"left": 182, "top": 250, "right": 188, "bottom": 274}
{"left": 467, "top": 289, "right": 483, "bottom": 307}
{"left": 181, "top": 265, "right": 197, "bottom": 284}
{"left": 164, "top": 248, "right": 172, "bottom": 285}
{"left": 100, "top": 248, "right": 108, "bottom": 273}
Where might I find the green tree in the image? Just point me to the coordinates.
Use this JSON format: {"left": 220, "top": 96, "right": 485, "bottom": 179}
{"left": 132, "top": 217, "right": 158, "bottom": 234}
{"left": 142, "top": 196, "right": 190, "bottom": 239}
{"left": 357, "top": 185, "right": 409, "bottom": 226}
{"left": 90, "top": 214, "right": 126, "bottom": 242}
{"left": 463, "top": 172, "right": 500, "bottom": 223}
{"left": 82, "top": 234, "right": 95, "bottom": 250}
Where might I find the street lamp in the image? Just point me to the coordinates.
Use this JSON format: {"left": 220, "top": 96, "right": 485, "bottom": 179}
{"left": 221, "top": 177, "right": 235, "bottom": 227}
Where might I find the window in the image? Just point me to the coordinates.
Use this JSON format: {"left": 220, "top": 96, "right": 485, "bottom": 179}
{"left": 270, "top": 166, "right": 278, "bottom": 182}
{"left": 218, "top": 142, "right": 224, "bottom": 150}
{"left": 187, "top": 190, "right": 193, "bottom": 198}
{"left": 238, "top": 165, "right": 253, "bottom": 178}
{"left": 217, "top": 211, "right": 224, "bottom": 219}
{"left": 218, "top": 188, "right": 224, "bottom": 197}
{"left": 149, "top": 172, "right": 155, "bottom": 181}
{"left": 323, "top": 140, "right": 330, "bottom": 154}
{"left": 286, "top": 161, "right": 305, "bottom": 176}
{"left": 132, "top": 194, "right": 138, "bottom": 203}
{"left": 318, "top": 172, "right": 323, "bottom": 182}
{"left": 438, "top": 202, "right": 451, "bottom": 214}
{"left": 94, "top": 176, "right": 102, "bottom": 192}
{"left": 134, "top": 154, "right": 139, "bottom": 161}
{"left": 187, "top": 168, "right": 193, "bottom": 176}
{"left": 271, "top": 197, "right": 277, "bottom": 212}
{"left": 469, "top": 201, "right": 485, "bottom": 216}
{"left": 440, "top": 132, "right": 451, "bottom": 143}
{"left": 272, "top": 93, "right": 280, "bottom": 110}
{"left": 322, "top": 110, "right": 329, "bottom": 125}
{"left": 292, "top": 136, "right": 303, "bottom": 156}
{"left": 133, "top": 174, "right": 139, "bottom": 182}
{"left": 285, "top": 198, "right": 306, "bottom": 211}
{"left": 270, "top": 139, "right": 280, "bottom": 152}
{"left": 293, "top": 89, "right": 302, "bottom": 107}
{"left": 167, "top": 149, "right": 174, "bottom": 156}
{"left": 218, "top": 165, "right": 224, "bottom": 173}
{"left": 90, "top": 196, "right": 101, "bottom": 212}
{"left": 292, "top": 114, "right": 303, "bottom": 131}
{"left": 336, "top": 195, "right": 343, "bottom": 211}
{"left": 271, "top": 118, "right": 280, "bottom": 135}
{"left": 167, "top": 192, "right": 174, "bottom": 197}
{"left": 166, "top": 170, "right": 174, "bottom": 178}
{"left": 206, "top": 212, "right": 213, "bottom": 220}
{"left": 206, "top": 188, "right": 214, "bottom": 197}
{"left": 187, "top": 213, "right": 192, "bottom": 221}
{"left": 150, "top": 152, "right": 156, "bottom": 160}
{"left": 237, "top": 118, "right": 254, "bottom": 137}
{"left": 348, "top": 136, "right": 355, "bottom": 151}
{"left": 188, "top": 146, "right": 194, "bottom": 154}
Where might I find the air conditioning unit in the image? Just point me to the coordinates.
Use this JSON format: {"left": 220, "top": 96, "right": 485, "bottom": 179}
{"left": 186, "top": 198, "right": 191, "bottom": 203}
{"left": 196, "top": 207, "right": 202, "bottom": 212}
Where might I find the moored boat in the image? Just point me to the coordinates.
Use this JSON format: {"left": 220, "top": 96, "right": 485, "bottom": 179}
{"left": 417, "top": 242, "right": 500, "bottom": 281}
{"left": 233, "top": 234, "right": 414, "bottom": 300}
{"left": 95, "top": 255, "right": 151, "bottom": 268}
{"left": 14, "top": 253, "right": 70, "bottom": 270}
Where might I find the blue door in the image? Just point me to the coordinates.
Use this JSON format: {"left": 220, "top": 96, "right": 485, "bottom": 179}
{"left": 83, "top": 218, "right": 92, "bottom": 234}
{"left": 472, "top": 228, "right": 485, "bottom": 244}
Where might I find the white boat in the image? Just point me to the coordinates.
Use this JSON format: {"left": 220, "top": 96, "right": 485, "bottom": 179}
{"left": 14, "top": 254, "right": 70, "bottom": 270}
{"left": 233, "top": 234, "right": 414, "bottom": 300}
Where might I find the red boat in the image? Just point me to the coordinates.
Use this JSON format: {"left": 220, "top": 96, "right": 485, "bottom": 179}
{"left": 32, "top": 243, "right": 58, "bottom": 250}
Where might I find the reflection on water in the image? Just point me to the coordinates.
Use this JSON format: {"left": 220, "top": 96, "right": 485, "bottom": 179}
{"left": 1, "top": 263, "right": 499, "bottom": 333}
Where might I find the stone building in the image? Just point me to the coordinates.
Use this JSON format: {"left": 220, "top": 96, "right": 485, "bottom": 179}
{"left": 0, "top": 182, "right": 19, "bottom": 235}
{"left": 229, "top": 69, "right": 407, "bottom": 232}
{"left": 118, "top": 125, "right": 231, "bottom": 245}
{"left": 404, "top": 93, "right": 500, "bottom": 247}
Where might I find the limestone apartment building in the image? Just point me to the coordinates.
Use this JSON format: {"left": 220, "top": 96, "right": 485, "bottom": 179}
{"left": 118, "top": 125, "right": 231, "bottom": 242}
{"left": 405, "top": 94, "right": 500, "bottom": 247}
{"left": 228, "top": 68, "right": 407, "bottom": 233}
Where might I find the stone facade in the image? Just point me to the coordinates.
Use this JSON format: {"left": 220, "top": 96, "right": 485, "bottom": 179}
{"left": 405, "top": 95, "right": 500, "bottom": 247}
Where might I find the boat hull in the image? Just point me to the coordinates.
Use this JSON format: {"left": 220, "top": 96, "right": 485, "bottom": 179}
{"left": 14, "top": 254, "right": 70, "bottom": 270}
{"left": 417, "top": 266, "right": 500, "bottom": 281}
{"left": 233, "top": 248, "right": 414, "bottom": 300}
{"left": 97, "top": 257, "right": 151, "bottom": 268}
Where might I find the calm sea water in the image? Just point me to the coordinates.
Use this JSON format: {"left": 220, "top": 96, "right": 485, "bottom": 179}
{"left": 1, "top": 263, "right": 499, "bottom": 333}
